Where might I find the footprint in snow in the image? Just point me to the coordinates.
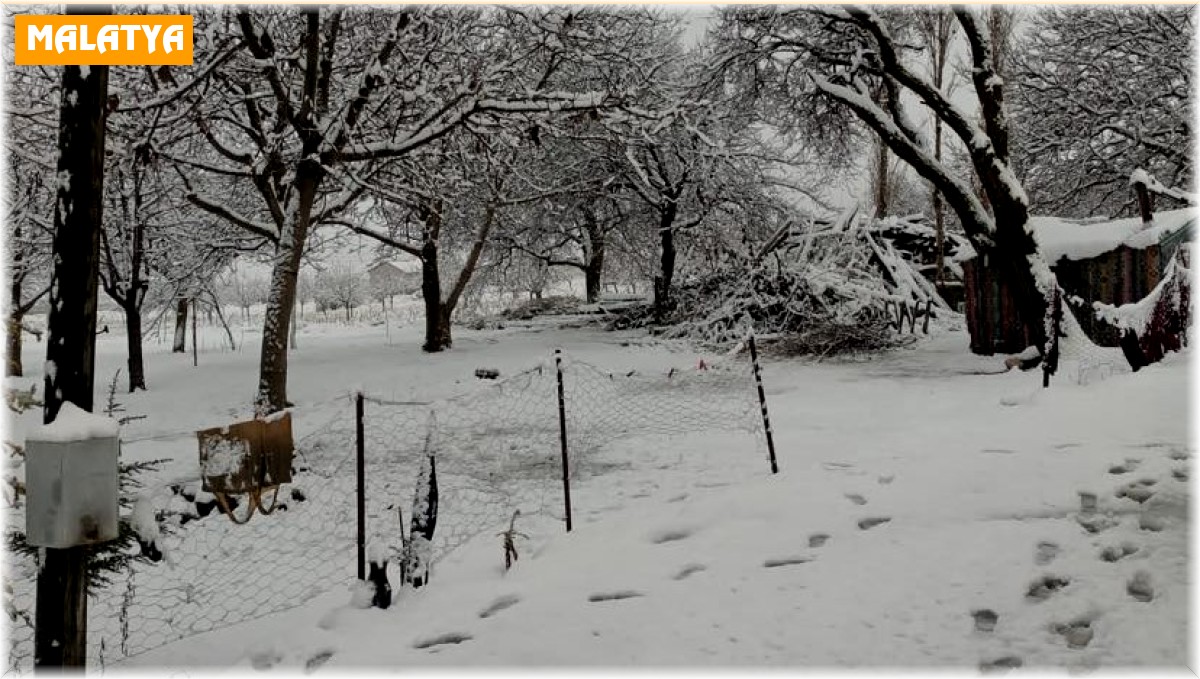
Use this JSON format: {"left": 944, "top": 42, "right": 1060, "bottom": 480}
{"left": 844, "top": 493, "right": 867, "bottom": 506}
{"left": 248, "top": 648, "right": 283, "bottom": 671}
{"left": 808, "top": 533, "right": 830, "bottom": 548}
{"left": 1115, "top": 480, "right": 1156, "bottom": 504}
{"left": 1035, "top": 541, "right": 1060, "bottom": 566}
{"left": 1076, "top": 513, "right": 1119, "bottom": 534}
{"left": 1052, "top": 618, "right": 1095, "bottom": 649}
{"left": 1099, "top": 543, "right": 1139, "bottom": 562}
{"left": 877, "top": 474, "right": 894, "bottom": 485}
{"left": 1172, "top": 468, "right": 1188, "bottom": 482}
{"left": 763, "top": 556, "right": 810, "bottom": 568}
{"left": 858, "top": 517, "right": 891, "bottom": 530}
{"left": 1127, "top": 570, "right": 1154, "bottom": 602}
{"left": 979, "top": 656, "right": 1023, "bottom": 673}
{"left": 971, "top": 609, "right": 998, "bottom": 633}
{"left": 304, "top": 650, "right": 334, "bottom": 674}
{"left": 1168, "top": 448, "right": 1189, "bottom": 461}
{"left": 1025, "top": 575, "right": 1070, "bottom": 601}
{"left": 413, "top": 632, "right": 472, "bottom": 650}
{"left": 588, "top": 590, "right": 644, "bottom": 602}
{"left": 478, "top": 594, "right": 521, "bottom": 619}
{"left": 673, "top": 563, "right": 707, "bottom": 580}
{"left": 1138, "top": 513, "right": 1166, "bottom": 532}
{"left": 650, "top": 527, "right": 694, "bottom": 544}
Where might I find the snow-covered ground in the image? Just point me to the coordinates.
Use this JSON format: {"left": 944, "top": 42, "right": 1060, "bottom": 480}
{"left": 4, "top": 314, "right": 1191, "bottom": 672}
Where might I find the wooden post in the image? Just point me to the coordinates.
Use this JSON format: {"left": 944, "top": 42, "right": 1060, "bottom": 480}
{"left": 37, "top": 14, "right": 111, "bottom": 668}
{"left": 747, "top": 333, "right": 779, "bottom": 474}
{"left": 1133, "top": 176, "right": 1154, "bottom": 226}
{"left": 554, "top": 349, "right": 573, "bottom": 532}
{"left": 355, "top": 392, "right": 366, "bottom": 580}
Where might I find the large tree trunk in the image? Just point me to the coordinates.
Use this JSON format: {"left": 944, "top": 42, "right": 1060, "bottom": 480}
{"left": 172, "top": 298, "right": 188, "bottom": 353}
{"left": 38, "top": 56, "right": 109, "bottom": 670}
{"left": 6, "top": 314, "right": 23, "bottom": 378}
{"left": 421, "top": 241, "right": 448, "bottom": 352}
{"left": 123, "top": 301, "right": 146, "bottom": 392}
{"left": 254, "top": 160, "right": 321, "bottom": 416}
{"left": 654, "top": 202, "right": 678, "bottom": 317}
{"left": 582, "top": 211, "right": 606, "bottom": 304}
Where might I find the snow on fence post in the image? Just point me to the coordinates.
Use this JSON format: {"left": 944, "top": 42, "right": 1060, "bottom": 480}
{"left": 1043, "top": 285, "right": 1062, "bottom": 389}
{"left": 555, "top": 349, "right": 573, "bottom": 532}
{"left": 355, "top": 391, "right": 366, "bottom": 582}
{"left": 1131, "top": 169, "right": 1154, "bottom": 226}
{"left": 747, "top": 333, "right": 779, "bottom": 474}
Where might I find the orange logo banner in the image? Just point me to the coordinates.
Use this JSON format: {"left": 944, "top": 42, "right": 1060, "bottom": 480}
{"left": 14, "top": 15, "right": 193, "bottom": 66}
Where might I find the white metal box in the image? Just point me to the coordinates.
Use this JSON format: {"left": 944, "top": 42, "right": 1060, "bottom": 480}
{"left": 25, "top": 403, "right": 120, "bottom": 548}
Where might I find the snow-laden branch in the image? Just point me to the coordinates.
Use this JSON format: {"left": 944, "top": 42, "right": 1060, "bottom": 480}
{"left": 338, "top": 92, "right": 617, "bottom": 163}
{"left": 1130, "top": 168, "right": 1199, "bottom": 205}
{"left": 812, "top": 74, "right": 994, "bottom": 244}
{"left": 184, "top": 192, "right": 279, "bottom": 244}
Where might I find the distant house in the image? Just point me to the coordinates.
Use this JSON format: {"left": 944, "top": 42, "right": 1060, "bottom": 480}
{"left": 960, "top": 209, "right": 1194, "bottom": 355}
{"left": 367, "top": 260, "right": 421, "bottom": 305}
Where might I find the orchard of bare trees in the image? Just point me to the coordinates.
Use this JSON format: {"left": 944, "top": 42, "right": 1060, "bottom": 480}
{"left": 5, "top": 5, "right": 1192, "bottom": 414}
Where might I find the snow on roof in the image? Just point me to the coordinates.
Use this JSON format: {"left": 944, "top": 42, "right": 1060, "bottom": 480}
{"left": 1035, "top": 209, "right": 1194, "bottom": 262}
{"left": 368, "top": 259, "right": 421, "bottom": 274}
{"left": 27, "top": 402, "right": 119, "bottom": 442}
{"left": 956, "top": 209, "right": 1195, "bottom": 263}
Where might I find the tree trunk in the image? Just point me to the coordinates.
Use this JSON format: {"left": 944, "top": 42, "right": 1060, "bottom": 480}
{"left": 172, "top": 298, "right": 188, "bottom": 353}
{"left": 38, "top": 55, "right": 109, "bottom": 670}
{"left": 8, "top": 222, "right": 25, "bottom": 377}
{"left": 254, "top": 159, "right": 321, "bottom": 416}
{"left": 582, "top": 207, "right": 606, "bottom": 304}
{"left": 421, "top": 241, "right": 449, "bottom": 352}
{"left": 289, "top": 299, "right": 298, "bottom": 350}
{"left": 874, "top": 140, "right": 890, "bottom": 218}
{"left": 123, "top": 301, "right": 146, "bottom": 392}
{"left": 932, "top": 119, "right": 946, "bottom": 286}
{"left": 6, "top": 314, "right": 23, "bottom": 377}
{"left": 654, "top": 203, "right": 678, "bottom": 317}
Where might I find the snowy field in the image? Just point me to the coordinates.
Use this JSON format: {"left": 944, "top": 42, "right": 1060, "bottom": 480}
{"left": 4, "top": 313, "right": 1192, "bottom": 672}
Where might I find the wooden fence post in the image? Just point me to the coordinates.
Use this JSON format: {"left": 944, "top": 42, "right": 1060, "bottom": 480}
{"left": 554, "top": 350, "right": 573, "bottom": 532}
{"left": 747, "top": 333, "right": 779, "bottom": 474}
{"left": 356, "top": 392, "right": 366, "bottom": 580}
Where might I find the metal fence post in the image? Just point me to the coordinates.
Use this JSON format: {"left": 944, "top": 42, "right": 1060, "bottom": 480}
{"left": 555, "top": 349, "right": 573, "bottom": 532}
{"left": 355, "top": 392, "right": 366, "bottom": 581}
{"left": 747, "top": 333, "right": 779, "bottom": 474}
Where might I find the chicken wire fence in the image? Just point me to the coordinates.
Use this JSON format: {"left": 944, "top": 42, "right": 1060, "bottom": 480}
{"left": 4, "top": 346, "right": 771, "bottom": 672}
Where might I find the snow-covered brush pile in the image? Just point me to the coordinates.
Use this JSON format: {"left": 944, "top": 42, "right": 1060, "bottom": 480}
{"left": 622, "top": 213, "right": 952, "bottom": 356}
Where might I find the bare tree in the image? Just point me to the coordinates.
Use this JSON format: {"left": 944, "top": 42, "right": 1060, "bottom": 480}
{"left": 164, "top": 7, "right": 645, "bottom": 411}
{"left": 314, "top": 264, "right": 365, "bottom": 323}
{"left": 1012, "top": 6, "right": 1193, "bottom": 217}
{"left": 716, "top": 6, "right": 1054, "bottom": 351}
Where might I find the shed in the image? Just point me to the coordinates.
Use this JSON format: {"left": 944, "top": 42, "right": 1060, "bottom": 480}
{"left": 960, "top": 209, "right": 1195, "bottom": 355}
{"left": 367, "top": 260, "right": 421, "bottom": 300}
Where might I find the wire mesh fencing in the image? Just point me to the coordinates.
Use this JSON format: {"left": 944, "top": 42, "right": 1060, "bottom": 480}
{"left": 4, "top": 344, "right": 774, "bottom": 673}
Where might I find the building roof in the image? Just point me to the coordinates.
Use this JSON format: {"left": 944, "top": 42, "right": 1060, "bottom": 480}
{"left": 956, "top": 209, "right": 1195, "bottom": 263}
